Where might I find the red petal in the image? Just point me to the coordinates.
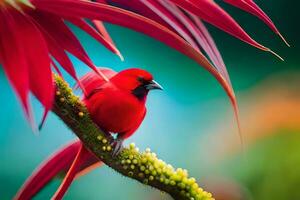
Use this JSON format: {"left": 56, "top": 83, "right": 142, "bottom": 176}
{"left": 188, "top": 14, "right": 230, "bottom": 84}
{"left": 169, "top": 0, "right": 269, "bottom": 51}
{"left": 156, "top": 0, "right": 228, "bottom": 79}
{"left": 224, "top": 0, "right": 289, "bottom": 46}
{"left": 92, "top": 20, "right": 115, "bottom": 43}
{"left": 28, "top": 10, "right": 105, "bottom": 79}
{"left": 157, "top": 0, "right": 201, "bottom": 48}
{"left": 110, "top": 0, "right": 172, "bottom": 28}
{"left": 0, "top": 8, "right": 31, "bottom": 119}
{"left": 110, "top": 0, "right": 204, "bottom": 51}
{"left": 14, "top": 141, "right": 81, "bottom": 200}
{"left": 116, "top": 0, "right": 200, "bottom": 51}
{"left": 41, "top": 28, "right": 78, "bottom": 80}
{"left": 9, "top": 9, "right": 53, "bottom": 112}
{"left": 14, "top": 140, "right": 101, "bottom": 200}
{"left": 93, "top": 0, "right": 117, "bottom": 45}
{"left": 66, "top": 17, "right": 123, "bottom": 59}
{"left": 52, "top": 145, "right": 91, "bottom": 200}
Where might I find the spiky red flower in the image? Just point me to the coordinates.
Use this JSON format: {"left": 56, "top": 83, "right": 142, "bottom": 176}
{"left": 0, "top": 0, "right": 287, "bottom": 126}
{"left": 0, "top": 0, "right": 121, "bottom": 125}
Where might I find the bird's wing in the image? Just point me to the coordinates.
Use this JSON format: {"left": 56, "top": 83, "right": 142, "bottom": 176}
{"left": 121, "top": 108, "right": 147, "bottom": 139}
{"left": 79, "top": 67, "right": 117, "bottom": 97}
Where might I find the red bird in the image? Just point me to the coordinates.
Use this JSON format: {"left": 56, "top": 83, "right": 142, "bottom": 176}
{"left": 82, "top": 67, "right": 162, "bottom": 154}
{"left": 15, "top": 67, "right": 162, "bottom": 200}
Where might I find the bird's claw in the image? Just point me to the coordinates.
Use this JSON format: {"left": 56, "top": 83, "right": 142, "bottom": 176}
{"left": 103, "top": 131, "right": 114, "bottom": 141}
{"left": 111, "top": 138, "right": 124, "bottom": 157}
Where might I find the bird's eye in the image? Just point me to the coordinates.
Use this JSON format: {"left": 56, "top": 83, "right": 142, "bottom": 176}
{"left": 137, "top": 76, "right": 146, "bottom": 83}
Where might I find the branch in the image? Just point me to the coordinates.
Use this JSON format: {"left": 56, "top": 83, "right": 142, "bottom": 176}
{"left": 52, "top": 75, "right": 214, "bottom": 200}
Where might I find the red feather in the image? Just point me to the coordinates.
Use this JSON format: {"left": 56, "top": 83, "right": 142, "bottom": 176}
{"left": 78, "top": 67, "right": 117, "bottom": 97}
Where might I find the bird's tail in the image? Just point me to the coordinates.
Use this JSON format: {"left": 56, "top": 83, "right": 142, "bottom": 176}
{"left": 14, "top": 140, "right": 102, "bottom": 200}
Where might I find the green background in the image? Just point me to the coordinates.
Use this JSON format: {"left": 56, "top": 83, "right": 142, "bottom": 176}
{"left": 0, "top": 1, "right": 299, "bottom": 199}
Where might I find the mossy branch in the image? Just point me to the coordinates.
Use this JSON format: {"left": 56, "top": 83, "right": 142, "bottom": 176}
{"left": 52, "top": 75, "right": 214, "bottom": 200}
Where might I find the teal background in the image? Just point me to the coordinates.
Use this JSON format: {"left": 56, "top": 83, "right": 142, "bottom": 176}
{"left": 0, "top": 1, "right": 299, "bottom": 199}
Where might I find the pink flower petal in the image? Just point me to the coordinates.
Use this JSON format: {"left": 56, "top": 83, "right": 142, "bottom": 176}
{"left": 188, "top": 14, "right": 230, "bottom": 85}
{"left": 170, "top": 0, "right": 269, "bottom": 51}
{"left": 9, "top": 9, "right": 54, "bottom": 113}
{"left": 14, "top": 140, "right": 101, "bottom": 200}
{"left": 138, "top": 0, "right": 200, "bottom": 51}
{"left": 66, "top": 17, "right": 123, "bottom": 59}
{"left": 0, "top": 8, "right": 31, "bottom": 119}
{"left": 52, "top": 144, "right": 92, "bottom": 200}
{"left": 224, "top": 0, "right": 289, "bottom": 46}
{"left": 93, "top": 0, "right": 118, "bottom": 46}
{"left": 28, "top": 10, "right": 105, "bottom": 78}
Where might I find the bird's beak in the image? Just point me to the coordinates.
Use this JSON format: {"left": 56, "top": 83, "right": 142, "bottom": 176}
{"left": 145, "top": 80, "right": 163, "bottom": 90}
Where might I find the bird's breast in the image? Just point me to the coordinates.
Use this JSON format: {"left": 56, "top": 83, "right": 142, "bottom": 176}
{"left": 84, "top": 89, "right": 146, "bottom": 134}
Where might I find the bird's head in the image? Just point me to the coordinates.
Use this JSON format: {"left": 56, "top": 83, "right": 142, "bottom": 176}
{"left": 110, "top": 68, "right": 163, "bottom": 101}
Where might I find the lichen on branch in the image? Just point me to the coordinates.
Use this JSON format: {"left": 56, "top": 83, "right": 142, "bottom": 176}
{"left": 52, "top": 75, "right": 214, "bottom": 200}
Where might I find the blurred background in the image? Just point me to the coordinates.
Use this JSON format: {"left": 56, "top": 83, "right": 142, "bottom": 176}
{"left": 0, "top": 1, "right": 299, "bottom": 199}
